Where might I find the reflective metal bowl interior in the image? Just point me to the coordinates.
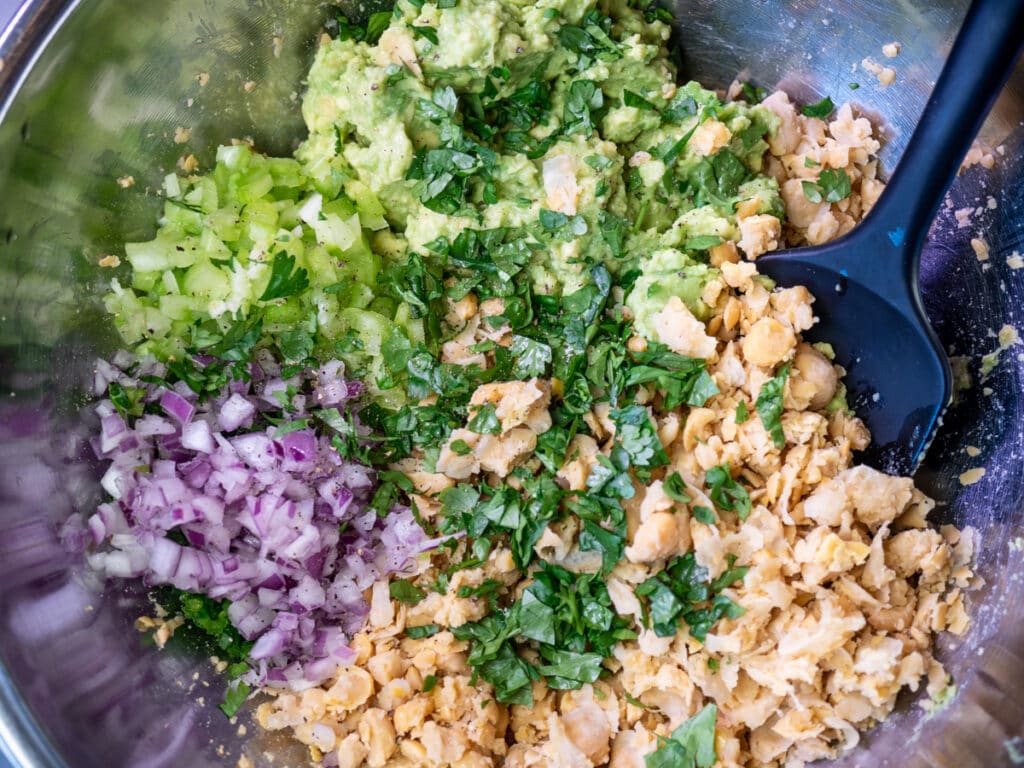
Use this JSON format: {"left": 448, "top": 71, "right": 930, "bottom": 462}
{"left": 1, "top": 1, "right": 1022, "bottom": 766}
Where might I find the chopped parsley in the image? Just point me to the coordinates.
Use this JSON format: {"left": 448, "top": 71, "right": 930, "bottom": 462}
{"left": 407, "top": 87, "right": 498, "bottom": 214}
{"left": 801, "top": 95, "right": 835, "bottom": 118}
{"left": 802, "top": 168, "right": 852, "bottom": 203}
{"left": 635, "top": 553, "right": 747, "bottom": 640}
{"left": 624, "top": 89, "right": 658, "bottom": 111}
{"left": 389, "top": 578, "right": 427, "bottom": 605}
{"left": 258, "top": 252, "right": 310, "bottom": 302}
{"left": 705, "top": 464, "right": 752, "bottom": 520}
{"left": 755, "top": 362, "right": 790, "bottom": 448}
{"left": 645, "top": 703, "right": 718, "bottom": 768}
{"left": 557, "top": 11, "right": 622, "bottom": 70}
{"left": 452, "top": 562, "right": 635, "bottom": 705}
{"left": 740, "top": 82, "right": 766, "bottom": 103}
{"left": 735, "top": 399, "right": 750, "bottom": 423}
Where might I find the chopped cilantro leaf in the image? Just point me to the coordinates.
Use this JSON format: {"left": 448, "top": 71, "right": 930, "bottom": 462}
{"left": 557, "top": 12, "right": 622, "bottom": 70}
{"left": 409, "top": 24, "right": 439, "bottom": 45}
{"left": 801, "top": 96, "right": 835, "bottom": 118}
{"left": 663, "top": 471, "right": 691, "bottom": 503}
{"left": 563, "top": 79, "right": 605, "bottom": 136}
{"left": 364, "top": 11, "right": 392, "bottom": 44}
{"left": 663, "top": 93, "right": 698, "bottom": 122}
{"left": 624, "top": 89, "right": 658, "bottom": 110}
{"left": 635, "top": 553, "right": 746, "bottom": 640}
{"left": 692, "top": 505, "right": 716, "bottom": 524}
{"left": 741, "top": 82, "right": 766, "bottom": 103}
{"left": 452, "top": 562, "right": 634, "bottom": 705}
{"left": 390, "top": 579, "right": 426, "bottom": 605}
{"left": 705, "top": 464, "right": 751, "bottom": 520}
{"left": 801, "top": 168, "right": 852, "bottom": 203}
{"left": 645, "top": 704, "right": 718, "bottom": 768}
{"left": 611, "top": 405, "right": 668, "bottom": 470}
{"left": 735, "top": 399, "right": 749, "bottom": 423}
{"left": 755, "top": 362, "right": 790, "bottom": 448}
{"left": 467, "top": 402, "right": 502, "bottom": 434}
{"left": 450, "top": 438, "right": 472, "bottom": 456}
{"left": 510, "top": 335, "right": 552, "bottom": 378}
{"left": 220, "top": 681, "right": 251, "bottom": 718}
{"left": 406, "top": 624, "right": 441, "bottom": 639}
{"left": 258, "top": 252, "right": 309, "bottom": 301}
{"left": 539, "top": 208, "right": 568, "bottom": 230}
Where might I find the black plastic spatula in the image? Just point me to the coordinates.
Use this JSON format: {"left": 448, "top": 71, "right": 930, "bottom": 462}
{"left": 755, "top": 0, "right": 1024, "bottom": 475}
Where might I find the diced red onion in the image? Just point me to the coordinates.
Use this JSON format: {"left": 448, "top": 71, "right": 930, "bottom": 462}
{"left": 78, "top": 355, "right": 425, "bottom": 690}
{"left": 160, "top": 390, "right": 195, "bottom": 424}
{"left": 218, "top": 393, "right": 256, "bottom": 432}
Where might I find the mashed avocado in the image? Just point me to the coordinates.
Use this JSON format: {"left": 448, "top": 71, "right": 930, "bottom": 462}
{"left": 297, "top": 0, "right": 783, "bottom": 309}
{"left": 106, "top": 0, "right": 785, "bottom": 401}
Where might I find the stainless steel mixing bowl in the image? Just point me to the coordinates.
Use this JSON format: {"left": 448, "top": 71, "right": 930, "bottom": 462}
{"left": 1, "top": 1, "right": 1022, "bottom": 766}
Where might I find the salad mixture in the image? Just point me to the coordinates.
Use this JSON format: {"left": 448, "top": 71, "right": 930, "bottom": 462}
{"left": 70, "top": 1, "right": 977, "bottom": 766}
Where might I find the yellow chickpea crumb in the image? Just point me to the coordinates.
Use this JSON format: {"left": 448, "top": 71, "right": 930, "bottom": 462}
{"left": 959, "top": 468, "right": 986, "bottom": 486}
{"left": 177, "top": 154, "right": 199, "bottom": 173}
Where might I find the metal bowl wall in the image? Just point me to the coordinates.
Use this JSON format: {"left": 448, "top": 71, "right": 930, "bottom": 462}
{"left": 0, "top": 1, "right": 1021, "bottom": 767}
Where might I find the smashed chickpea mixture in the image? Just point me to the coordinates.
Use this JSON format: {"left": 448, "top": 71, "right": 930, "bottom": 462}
{"left": 254, "top": 2, "right": 975, "bottom": 767}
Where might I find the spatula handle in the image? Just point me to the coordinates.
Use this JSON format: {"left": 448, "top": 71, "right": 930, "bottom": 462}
{"left": 867, "top": 0, "right": 1024, "bottom": 252}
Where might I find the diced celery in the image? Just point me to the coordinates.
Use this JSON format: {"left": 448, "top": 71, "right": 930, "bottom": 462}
{"left": 345, "top": 179, "right": 389, "bottom": 231}
{"left": 337, "top": 235, "right": 380, "bottom": 287}
{"left": 158, "top": 294, "right": 198, "bottom": 323}
{"left": 311, "top": 213, "right": 361, "bottom": 253}
{"left": 216, "top": 144, "right": 251, "bottom": 171}
{"left": 368, "top": 296, "right": 397, "bottom": 318}
{"left": 182, "top": 261, "right": 231, "bottom": 301}
{"left": 268, "top": 157, "right": 306, "bottom": 189}
{"left": 236, "top": 167, "right": 275, "bottom": 204}
{"left": 125, "top": 236, "right": 199, "bottom": 272}
{"left": 163, "top": 173, "right": 182, "bottom": 197}
{"left": 161, "top": 270, "right": 180, "bottom": 295}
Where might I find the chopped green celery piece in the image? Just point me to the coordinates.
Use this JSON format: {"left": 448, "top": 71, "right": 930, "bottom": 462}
{"left": 198, "top": 229, "right": 231, "bottom": 261}
{"left": 267, "top": 157, "right": 306, "bottom": 188}
{"left": 345, "top": 179, "right": 389, "bottom": 231}
{"left": 157, "top": 294, "right": 199, "bottom": 322}
{"left": 329, "top": 282, "right": 376, "bottom": 311}
{"left": 207, "top": 208, "right": 241, "bottom": 241}
{"left": 124, "top": 235, "right": 198, "bottom": 272}
{"left": 235, "top": 166, "right": 275, "bottom": 204}
{"left": 182, "top": 261, "right": 231, "bottom": 302}
{"left": 130, "top": 271, "right": 158, "bottom": 293}
{"left": 161, "top": 201, "right": 203, "bottom": 234}
{"left": 160, "top": 270, "right": 180, "bottom": 295}
{"left": 339, "top": 307, "right": 391, "bottom": 357}
{"left": 261, "top": 296, "right": 307, "bottom": 328}
{"left": 215, "top": 143, "right": 252, "bottom": 170}
{"left": 369, "top": 296, "right": 398, "bottom": 318}
{"left": 193, "top": 176, "right": 220, "bottom": 210}
{"left": 311, "top": 212, "right": 362, "bottom": 252}
{"left": 337, "top": 236, "right": 381, "bottom": 286}
{"left": 163, "top": 173, "right": 182, "bottom": 197}
{"left": 393, "top": 302, "right": 425, "bottom": 345}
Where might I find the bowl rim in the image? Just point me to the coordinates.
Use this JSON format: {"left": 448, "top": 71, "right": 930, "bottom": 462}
{"left": 0, "top": 9, "right": 79, "bottom": 768}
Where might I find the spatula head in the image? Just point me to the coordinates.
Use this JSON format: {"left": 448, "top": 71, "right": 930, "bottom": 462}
{"left": 756, "top": 251, "right": 952, "bottom": 476}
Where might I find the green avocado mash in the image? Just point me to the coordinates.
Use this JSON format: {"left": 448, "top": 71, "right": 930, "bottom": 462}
{"left": 106, "top": 0, "right": 784, "bottom": 402}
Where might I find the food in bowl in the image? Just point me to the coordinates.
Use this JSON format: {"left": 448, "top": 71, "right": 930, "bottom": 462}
{"left": 65, "top": 1, "right": 977, "bottom": 766}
